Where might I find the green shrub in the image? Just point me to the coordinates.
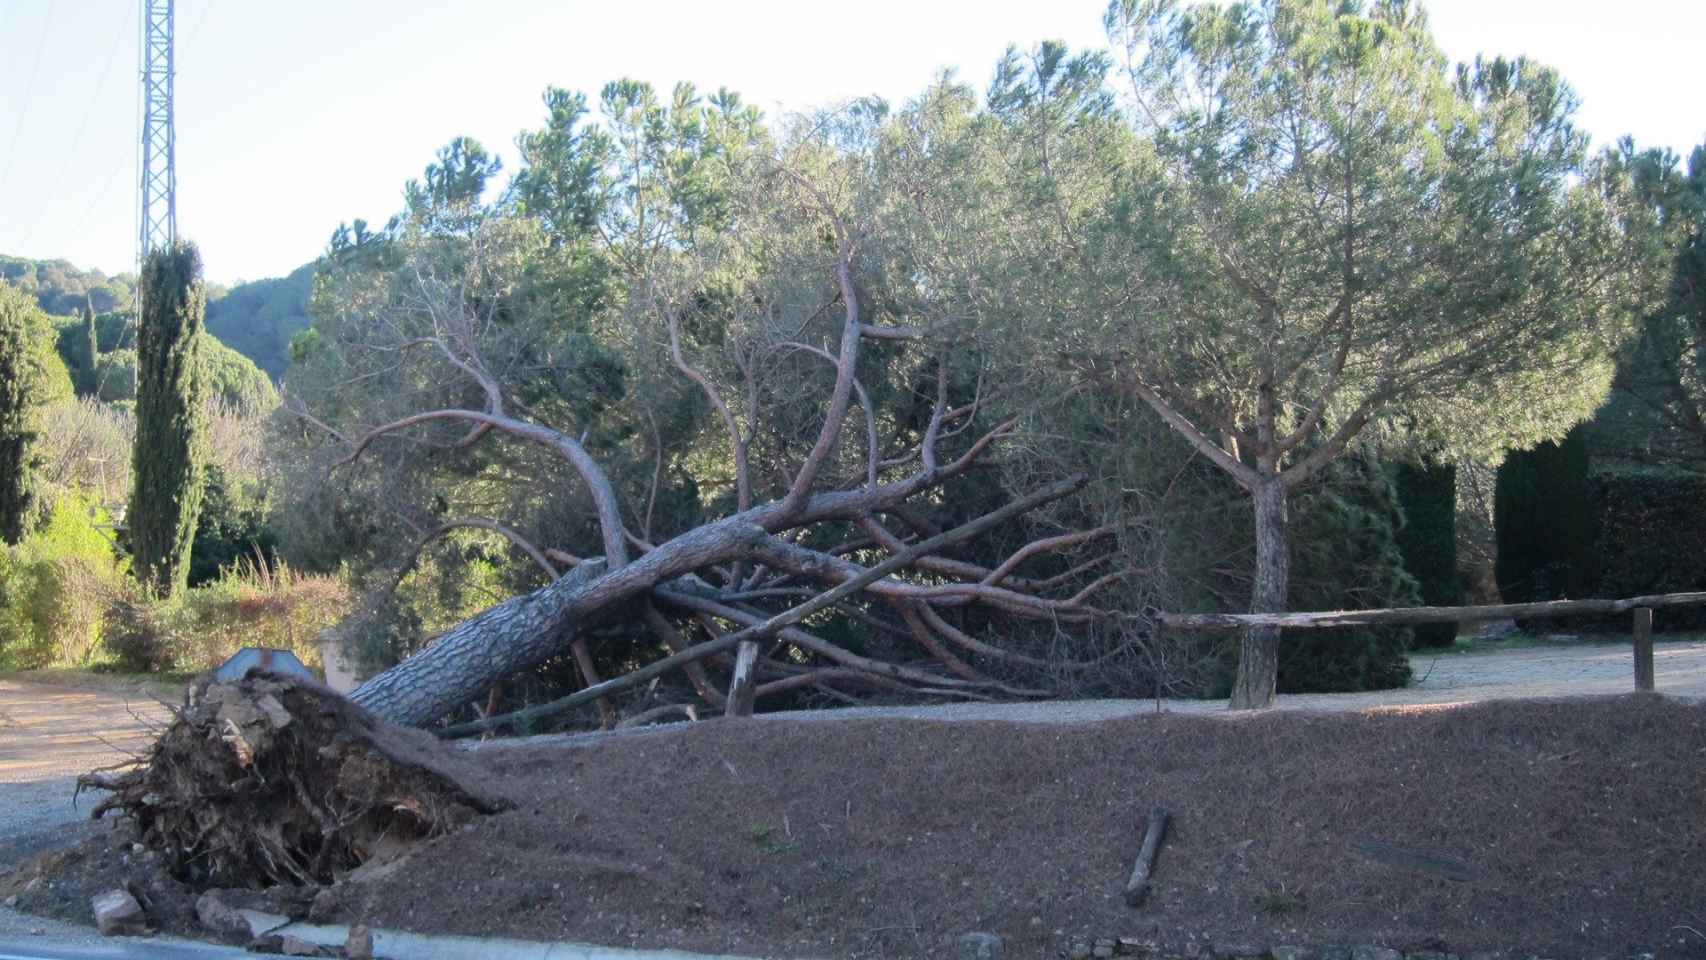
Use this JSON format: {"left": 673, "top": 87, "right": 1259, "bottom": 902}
{"left": 118, "top": 557, "right": 351, "bottom": 673}
{"left": 1495, "top": 425, "right": 1592, "bottom": 605}
{"left": 0, "top": 492, "right": 126, "bottom": 669}
{"left": 1276, "top": 456, "right": 1418, "bottom": 693}
{"left": 1584, "top": 468, "right": 1706, "bottom": 629}
{"left": 1394, "top": 459, "right": 1462, "bottom": 647}
{"left": 1195, "top": 456, "right": 1419, "bottom": 697}
{"left": 187, "top": 465, "right": 277, "bottom": 588}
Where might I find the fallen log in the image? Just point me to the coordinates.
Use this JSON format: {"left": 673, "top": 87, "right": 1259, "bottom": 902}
{"left": 79, "top": 675, "right": 509, "bottom": 889}
{"left": 1124, "top": 806, "right": 1171, "bottom": 907}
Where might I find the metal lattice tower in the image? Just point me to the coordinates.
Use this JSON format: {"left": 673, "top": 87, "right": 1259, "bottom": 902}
{"left": 138, "top": 0, "right": 175, "bottom": 265}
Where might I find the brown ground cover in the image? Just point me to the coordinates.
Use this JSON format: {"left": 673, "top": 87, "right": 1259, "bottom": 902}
{"left": 7, "top": 694, "right": 1705, "bottom": 958}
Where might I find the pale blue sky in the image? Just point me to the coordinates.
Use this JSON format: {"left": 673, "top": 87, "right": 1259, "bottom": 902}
{"left": 0, "top": 0, "right": 1700, "bottom": 286}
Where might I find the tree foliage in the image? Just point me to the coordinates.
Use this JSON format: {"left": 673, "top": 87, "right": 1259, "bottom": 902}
{"left": 1393, "top": 458, "right": 1460, "bottom": 646}
{"left": 1592, "top": 138, "right": 1706, "bottom": 470}
{"left": 0, "top": 285, "right": 39, "bottom": 544}
{"left": 130, "top": 242, "right": 210, "bottom": 597}
{"left": 203, "top": 263, "right": 315, "bottom": 380}
{"left": 250, "top": 8, "right": 1673, "bottom": 726}
{"left": 1494, "top": 425, "right": 1592, "bottom": 606}
{"left": 990, "top": 0, "right": 1634, "bottom": 706}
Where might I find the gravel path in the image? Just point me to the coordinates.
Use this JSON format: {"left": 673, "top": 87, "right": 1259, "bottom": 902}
{"left": 0, "top": 675, "right": 175, "bottom": 869}
{"left": 464, "top": 638, "right": 1706, "bottom": 753}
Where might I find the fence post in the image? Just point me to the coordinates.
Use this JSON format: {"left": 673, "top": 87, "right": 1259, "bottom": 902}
{"left": 1632, "top": 606, "right": 1655, "bottom": 692}
{"left": 725, "top": 640, "right": 760, "bottom": 717}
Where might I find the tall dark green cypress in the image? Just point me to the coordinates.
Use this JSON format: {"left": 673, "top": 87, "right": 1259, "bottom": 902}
{"left": 0, "top": 285, "right": 38, "bottom": 545}
{"left": 1494, "top": 424, "right": 1592, "bottom": 605}
{"left": 1394, "top": 459, "right": 1461, "bottom": 647}
{"left": 81, "top": 295, "right": 101, "bottom": 395}
{"left": 129, "top": 242, "right": 209, "bottom": 596}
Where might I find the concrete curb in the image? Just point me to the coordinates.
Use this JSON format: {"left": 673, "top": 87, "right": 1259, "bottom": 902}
{"left": 238, "top": 909, "right": 762, "bottom": 960}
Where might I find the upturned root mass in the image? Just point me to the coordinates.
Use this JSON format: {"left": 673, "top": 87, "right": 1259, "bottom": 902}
{"left": 80, "top": 674, "right": 509, "bottom": 889}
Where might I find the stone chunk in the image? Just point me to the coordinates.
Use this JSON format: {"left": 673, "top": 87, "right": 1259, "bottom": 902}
{"left": 281, "top": 934, "right": 330, "bottom": 956}
{"left": 309, "top": 887, "right": 339, "bottom": 923}
{"left": 959, "top": 931, "right": 1004, "bottom": 960}
{"left": 91, "top": 888, "right": 147, "bottom": 937}
{"left": 194, "top": 890, "right": 249, "bottom": 939}
{"left": 346, "top": 924, "right": 374, "bottom": 960}
{"left": 1273, "top": 947, "right": 1318, "bottom": 960}
{"left": 1351, "top": 948, "right": 1403, "bottom": 960}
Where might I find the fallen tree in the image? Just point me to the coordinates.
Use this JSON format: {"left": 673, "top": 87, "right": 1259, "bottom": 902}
{"left": 288, "top": 159, "right": 1134, "bottom": 729}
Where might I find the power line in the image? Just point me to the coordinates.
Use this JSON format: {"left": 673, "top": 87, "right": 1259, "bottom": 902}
{"left": 0, "top": 3, "right": 58, "bottom": 197}
{"left": 18, "top": 0, "right": 136, "bottom": 258}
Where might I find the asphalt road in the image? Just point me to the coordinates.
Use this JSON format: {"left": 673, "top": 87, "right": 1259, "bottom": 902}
{"left": 0, "top": 938, "right": 249, "bottom": 960}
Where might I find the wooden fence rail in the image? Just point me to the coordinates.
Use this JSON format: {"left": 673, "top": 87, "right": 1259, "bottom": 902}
{"left": 1152, "top": 591, "right": 1706, "bottom": 631}
{"left": 1153, "top": 590, "right": 1706, "bottom": 696}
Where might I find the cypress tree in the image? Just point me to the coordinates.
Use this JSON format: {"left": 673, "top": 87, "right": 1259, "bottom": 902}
{"left": 81, "top": 295, "right": 101, "bottom": 395}
{"left": 1494, "top": 424, "right": 1592, "bottom": 605}
{"left": 0, "top": 285, "right": 38, "bottom": 545}
{"left": 1394, "top": 459, "right": 1461, "bottom": 647}
{"left": 129, "top": 242, "right": 209, "bottom": 597}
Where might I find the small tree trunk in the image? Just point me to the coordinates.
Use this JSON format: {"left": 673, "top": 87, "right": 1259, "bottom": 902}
{"left": 1229, "top": 478, "right": 1288, "bottom": 709}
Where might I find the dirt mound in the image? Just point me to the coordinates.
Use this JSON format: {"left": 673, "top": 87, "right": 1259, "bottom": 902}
{"left": 336, "top": 696, "right": 1706, "bottom": 959}
{"left": 10, "top": 694, "right": 1705, "bottom": 958}
{"left": 78, "top": 674, "right": 509, "bottom": 888}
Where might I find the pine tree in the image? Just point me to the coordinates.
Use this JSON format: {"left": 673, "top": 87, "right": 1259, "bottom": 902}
{"left": 129, "top": 242, "right": 209, "bottom": 596}
{"left": 0, "top": 284, "right": 38, "bottom": 545}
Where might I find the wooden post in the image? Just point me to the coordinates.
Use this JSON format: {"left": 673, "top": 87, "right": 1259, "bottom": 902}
{"left": 725, "top": 640, "right": 760, "bottom": 718}
{"left": 1632, "top": 606, "right": 1655, "bottom": 692}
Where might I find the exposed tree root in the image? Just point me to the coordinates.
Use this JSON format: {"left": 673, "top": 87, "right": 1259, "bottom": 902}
{"left": 78, "top": 674, "right": 510, "bottom": 889}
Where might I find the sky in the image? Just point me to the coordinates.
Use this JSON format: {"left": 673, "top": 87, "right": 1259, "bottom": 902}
{"left": 0, "top": 0, "right": 1701, "bottom": 287}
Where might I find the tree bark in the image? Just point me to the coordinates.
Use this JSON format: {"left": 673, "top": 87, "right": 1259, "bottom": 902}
{"left": 1228, "top": 478, "right": 1288, "bottom": 709}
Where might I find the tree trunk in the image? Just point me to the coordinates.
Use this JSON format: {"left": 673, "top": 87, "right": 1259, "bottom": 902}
{"left": 349, "top": 559, "right": 612, "bottom": 726}
{"left": 1228, "top": 478, "right": 1288, "bottom": 709}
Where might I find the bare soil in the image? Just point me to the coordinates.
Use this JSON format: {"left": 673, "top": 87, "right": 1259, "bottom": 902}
{"left": 8, "top": 694, "right": 1704, "bottom": 958}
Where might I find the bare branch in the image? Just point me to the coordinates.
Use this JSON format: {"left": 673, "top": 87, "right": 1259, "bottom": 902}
{"left": 334, "top": 408, "right": 629, "bottom": 568}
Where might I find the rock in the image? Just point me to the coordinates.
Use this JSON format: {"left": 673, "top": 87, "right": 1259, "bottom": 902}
{"left": 1273, "top": 947, "right": 1318, "bottom": 960}
{"left": 281, "top": 934, "right": 328, "bottom": 956}
{"left": 309, "top": 886, "right": 340, "bottom": 923}
{"left": 91, "top": 888, "right": 147, "bottom": 936}
{"left": 1406, "top": 952, "right": 1457, "bottom": 960}
{"left": 1118, "top": 937, "right": 1157, "bottom": 956}
{"left": 247, "top": 934, "right": 286, "bottom": 954}
{"left": 1095, "top": 945, "right": 1116, "bottom": 959}
{"left": 1217, "top": 945, "right": 1269, "bottom": 960}
{"left": 959, "top": 931, "right": 1004, "bottom": 960}
{"left": 1070, "top": 941, "right": 1094, "bottom": 960}
{"left": 194, "top": 891, "right": 249, "bottom": 939}
{"left": 2, "top": 895, "right": 15, "bottom": 908}
{"left": 346, "top": 924, "right": 374, "bottom": 960}
{"left": 1352, "top": 948, "right": 1402, "bottom": 960}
